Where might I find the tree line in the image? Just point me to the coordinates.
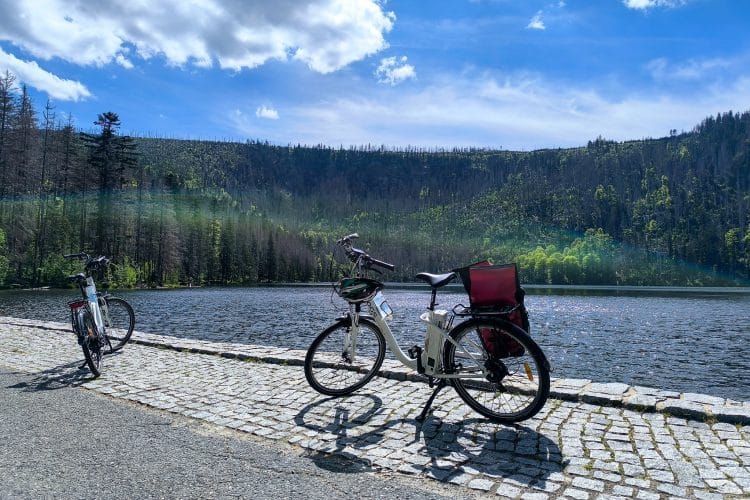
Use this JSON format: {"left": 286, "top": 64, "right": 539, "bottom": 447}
{"left": 0, "top": 70, "right": 748, "bottom": 288}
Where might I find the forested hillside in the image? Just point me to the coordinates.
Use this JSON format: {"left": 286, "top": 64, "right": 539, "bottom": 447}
{"left": 1, "top": 72, "right": 748, "bottom": 287}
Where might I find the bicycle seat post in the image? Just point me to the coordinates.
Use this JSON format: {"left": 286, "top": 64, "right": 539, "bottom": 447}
{"left": 428, "top": 288, "right": 438, "bottom": 310}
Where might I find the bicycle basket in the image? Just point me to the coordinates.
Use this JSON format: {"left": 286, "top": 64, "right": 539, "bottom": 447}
{"left": 336, "top": 277, "right": 382, "bottom": 303}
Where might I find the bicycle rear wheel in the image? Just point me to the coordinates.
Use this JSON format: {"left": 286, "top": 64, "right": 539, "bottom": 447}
{"left": 304, "top": 317, "right": 386, "bottom": 396}
{"left": 444, "top": 318, "right": 549, "bottom": 423}
{"left": 100, "top": 297, "right": 135, "bottom": 353}
{"left": 78, "top": 309, "right": 102, "bottom": 377}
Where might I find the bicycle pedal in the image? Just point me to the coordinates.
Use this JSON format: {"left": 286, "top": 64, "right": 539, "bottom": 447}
{"left": 407, "top": 345, "right": 422, "bottom": 360}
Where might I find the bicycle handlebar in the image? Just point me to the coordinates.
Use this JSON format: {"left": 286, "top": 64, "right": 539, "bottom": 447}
{"left": 336, "top": 234, "right": 395, "bottom": 272}
{"left": 63, "top": 252, "right": 110, "bottom": 271}
{"left": 336, "top": 233, "right": 359, "bottom": 245}
{"left": 369, "top": 257, "right": 395, "bottom": 271}
{"left": 63, "top": 252, "right": 88, "bottom": 260}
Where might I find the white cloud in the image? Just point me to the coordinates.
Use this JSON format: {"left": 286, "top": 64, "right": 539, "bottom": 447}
{"left": 646, "top": 57, "right": 733, "bottom": 81}
{"left": 114, "top": 54, "right": 134, "bottom": 70}
{"left": 623, "top": 0, "right": 688, "bottom": 10}
{"left": 0, "top": 47, "right": 91, "bottom": 101}
{"left": 255, "top": 105, "right": 280, "bottom": 120}
{"left": 228, "top": 71, "right": 750, "bottom": 151}
{"left": 375, "top": 56, "right": 416, "bottom": 85}
{"left": 527, "top": 11, "right": 546, "bottom": 30}
{"left": 0, "top": 0, "right": 394, "bottom": 74}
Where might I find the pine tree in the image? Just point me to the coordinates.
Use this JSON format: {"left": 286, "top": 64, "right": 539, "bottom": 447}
{"left": 0, "top": 71, "right": 16, "bottom": 199}
{"left": 80, "top": 112, "right": 138, "bottom": 255}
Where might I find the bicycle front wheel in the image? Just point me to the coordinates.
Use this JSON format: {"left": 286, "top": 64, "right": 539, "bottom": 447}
{"left": 100, "top": 297, "right": 135, "bottom": 353}
{"left": 304, "top": 317, "right": 386, "bottom": 396}
{"left": 79, "top": 309, "right": 102, "bottom": 377}
{"left": 444, "top": 318, "right": 549, "bottom": 423}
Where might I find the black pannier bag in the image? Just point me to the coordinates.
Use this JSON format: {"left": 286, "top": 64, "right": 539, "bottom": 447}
{"left": 455, "top": 261, "right": 529, "bottom": 358}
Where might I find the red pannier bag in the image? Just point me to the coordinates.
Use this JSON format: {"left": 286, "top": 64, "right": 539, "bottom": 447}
{"left": 456, "top": 261, "right": 529, "bottom": 358}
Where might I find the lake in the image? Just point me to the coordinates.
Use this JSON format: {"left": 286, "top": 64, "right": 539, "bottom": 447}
{"left": 1, "top": 285, "right": 748, "bottom": 402}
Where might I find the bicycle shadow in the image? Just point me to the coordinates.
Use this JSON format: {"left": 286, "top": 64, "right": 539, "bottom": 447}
{"left": 295, "top": 394, "right": 385, "bottom": 474}
{"left": 294, "top": 394, "right": 564, "bottom": 487}
{"left": 5, "top": 360, "right": 98, "bottom": 392}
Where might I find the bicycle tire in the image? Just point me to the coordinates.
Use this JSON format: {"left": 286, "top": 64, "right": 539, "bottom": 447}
{"left": 304, "top": 317, "right": 386, "bottom": 396}
{"left": 78, "top": 309, "right": 102, "bottom": 377}
{"left": 443, "top": 317, "right": 549, "bottom": 423}
{"left": 100, "top": 297, "right": 135, "bottom": 353}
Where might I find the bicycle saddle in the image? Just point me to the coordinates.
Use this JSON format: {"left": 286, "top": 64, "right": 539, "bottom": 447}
{"left": 415, "top": 272, "right": 456, "bottom": 288}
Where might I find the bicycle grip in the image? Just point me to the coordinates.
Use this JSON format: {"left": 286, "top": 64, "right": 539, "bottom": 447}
{"left": 371, "top": 258, "right": 395, "bottom": 271}
{"left": 337, "top": 233, "right": 359, "bottom": 245}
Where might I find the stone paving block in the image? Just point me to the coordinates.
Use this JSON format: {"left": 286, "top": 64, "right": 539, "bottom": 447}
{"left": 586, "top": 382, "right": 630, "bottom": 396}
{"left": 657, "top": 398, "right": 707, "bottom": 421}
{"left": 592, "top": 470, "right": 621, "bottom": 483}
{"left": 635, "top": 491, "right": 660, "bottom": 500}
{"left": 495, "top": 482, "right": 522, "bottom": 498}
{"left": 623, "top": 394, "right": 657, "bottom": 411}
{"left": 704, "top": 479, "right": 743, "bottom": 495}
{"left": 655, "top": 481, "right": 687, "bottom": 497}
{"left": 611, "top": 485, "right": 634, "bottom": 497}
{"left": 711, "top": 405, "right": 750, "bottom": 425}
{"left": 467, "top": 477, "right": 494, "bottom": 491}
{"left": 691, "top": 490, "right": 724, "bottom": 500}
{"left": 684, "top": 393, "right": 726, "bottom": 406}
{"left": 560, "top": 487, "right": 589, "bottom": 499}
{"left": 519, "top": 492, "right": 548, "bottom": 500}
{"left": 571, "top": 477, "right": 605, "bottom": 492}
{"left": 580, "top": 392, "right": 625, "bottom": 407}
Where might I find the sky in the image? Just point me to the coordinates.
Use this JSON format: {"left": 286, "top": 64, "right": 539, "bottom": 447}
{"left": 0, "top": 0, "right": 749, "bottom": 151}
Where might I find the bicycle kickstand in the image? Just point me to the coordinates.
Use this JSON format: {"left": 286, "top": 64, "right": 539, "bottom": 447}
{"left": 416, "top": 379, "right": 447, "bottom": 422}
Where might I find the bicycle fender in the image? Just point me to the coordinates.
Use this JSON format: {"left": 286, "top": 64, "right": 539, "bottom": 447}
{"left": 335, "top": 313, "right": 376, "bottom": 323}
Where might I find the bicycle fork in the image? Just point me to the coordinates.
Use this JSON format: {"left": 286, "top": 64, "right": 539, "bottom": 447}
{"left": 342, "top": 308, "right": 361, "bottom": 364}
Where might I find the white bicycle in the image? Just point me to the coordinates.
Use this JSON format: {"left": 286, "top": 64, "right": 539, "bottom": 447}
{"left": 65, "top": 252, "right": 135, "bottom": 377}
{"left": 304, "top": 234, "right": 550, "bottom": 423}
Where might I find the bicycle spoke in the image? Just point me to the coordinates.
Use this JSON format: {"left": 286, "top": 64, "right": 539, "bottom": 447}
{"left": 305, "top": 319, "right": 386, "bottom": 396}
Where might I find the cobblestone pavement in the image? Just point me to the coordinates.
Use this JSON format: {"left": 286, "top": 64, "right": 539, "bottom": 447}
{"left": 2, "top": 317, "right": 749, "bottom": 499}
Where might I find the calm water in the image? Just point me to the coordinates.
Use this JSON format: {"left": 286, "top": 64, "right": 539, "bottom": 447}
{"left": 1, "top": 285, "right": 748, "bottom": 402}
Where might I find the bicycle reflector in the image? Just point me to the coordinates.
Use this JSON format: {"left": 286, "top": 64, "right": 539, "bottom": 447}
{"left": 68, "top": 299, "right": 87, "bottom": 310}
{"left": 336, "top": 277, "right": 382, "bottom": 302}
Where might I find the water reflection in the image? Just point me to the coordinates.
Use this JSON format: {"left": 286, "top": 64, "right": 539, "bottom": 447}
{"left": 1, "top": 286, "right": 748, "bottom": 401}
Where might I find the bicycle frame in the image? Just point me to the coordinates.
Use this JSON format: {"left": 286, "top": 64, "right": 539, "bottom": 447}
{"left": 82, "top": 277, "right": 105, "bottom": 334}
{"left": 97, "top": 293, "right": 112, "bottom": 329}
{"left": 67, "top": 278, "right": 105, "bottom": 337}
{"left": 346, "top": 293, "right": 492, "bottom": 381}
{"left": 65, "top": 253, "right": 109, "bottom": 337}
{"left": 335, "top": 235, "right": 491, "bottom": 381}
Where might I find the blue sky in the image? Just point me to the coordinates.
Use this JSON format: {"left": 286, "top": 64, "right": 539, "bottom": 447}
{"left": 1, "top": 0, "right": 749, "bottom": 150}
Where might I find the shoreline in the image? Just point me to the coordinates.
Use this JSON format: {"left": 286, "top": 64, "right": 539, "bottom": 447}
{"left": 12, "top": 282, "right": 750, "bottom": 295}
